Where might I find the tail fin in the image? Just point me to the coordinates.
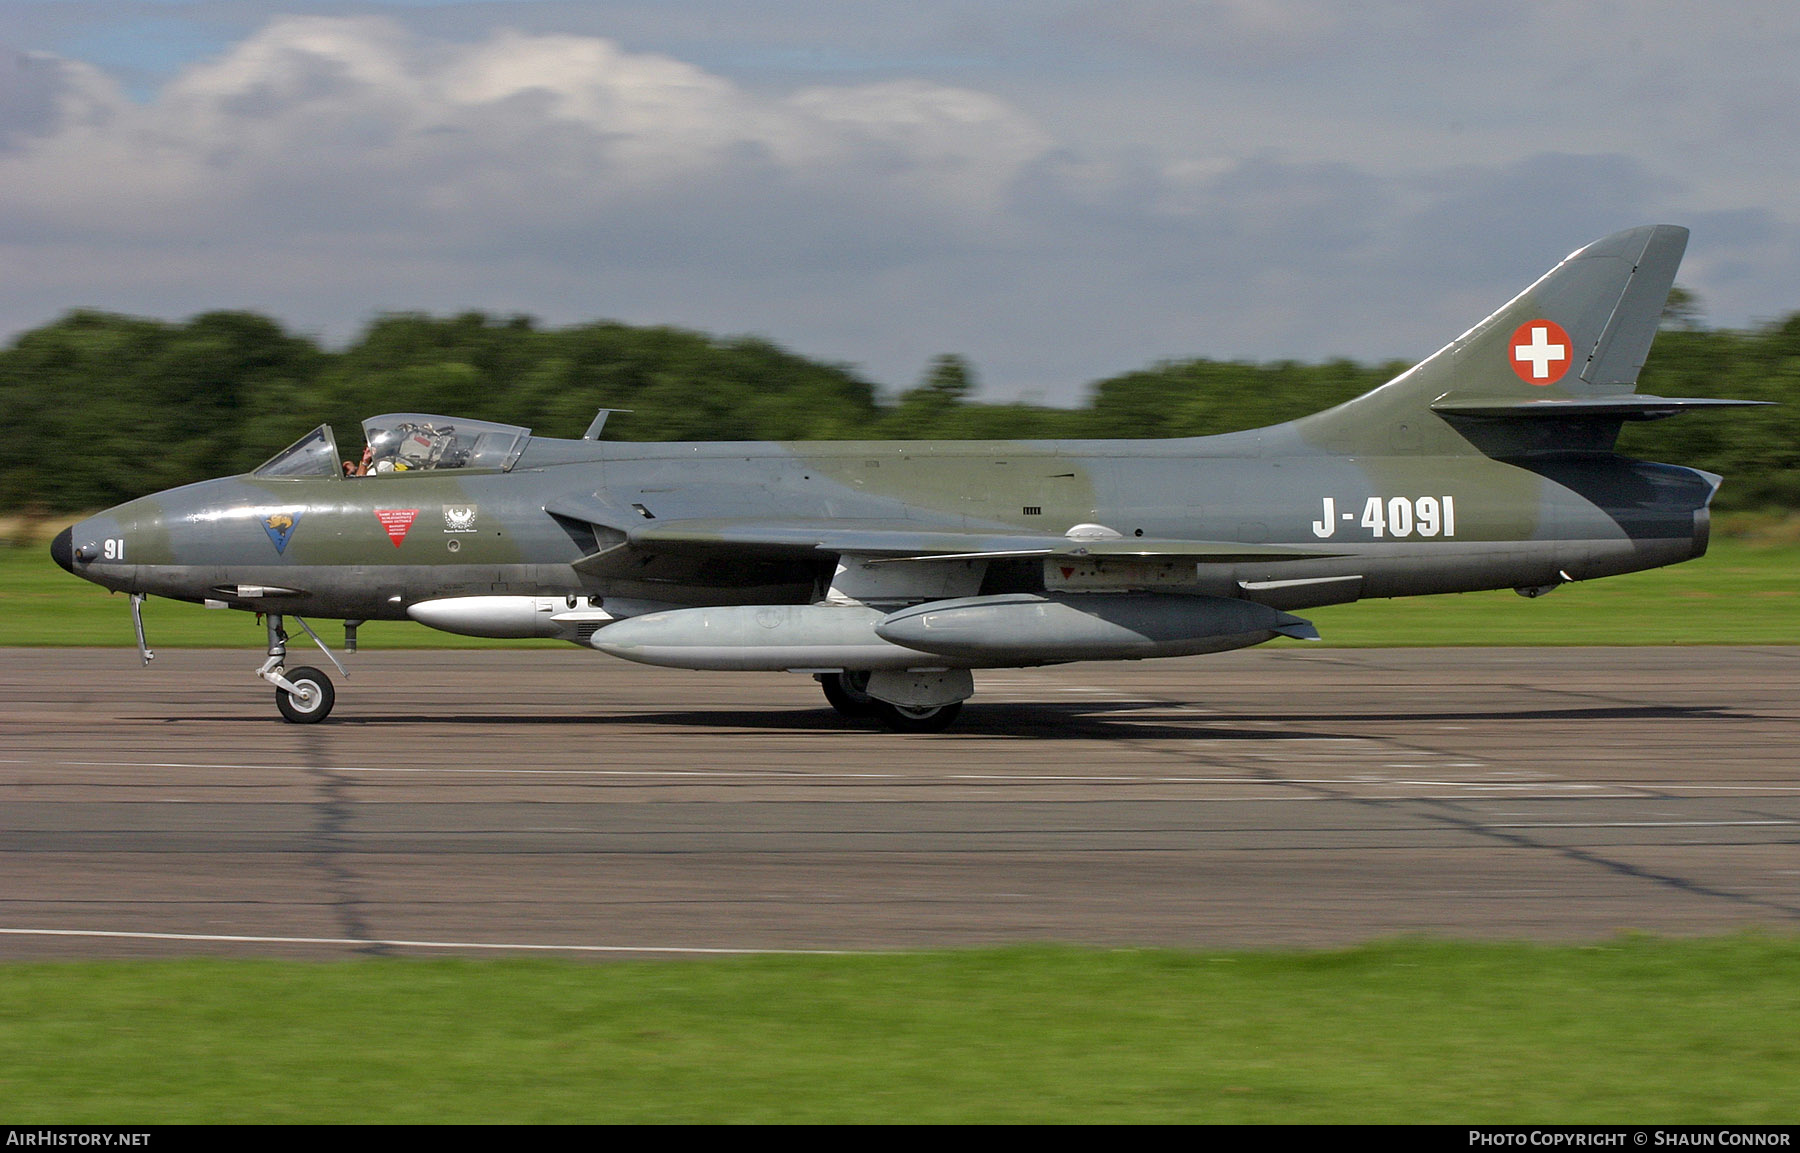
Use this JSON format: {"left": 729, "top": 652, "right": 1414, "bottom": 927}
{"left": 1294, "top": 225, "right": 1698, "bottom": 456}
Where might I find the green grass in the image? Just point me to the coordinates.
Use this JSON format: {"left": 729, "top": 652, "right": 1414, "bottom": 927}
{"left": 1296, "top": 535, "right": 1800, "bottom": 646}
{"left": 1, "top": 938, "right": 1797, "bottom": 1123}
{"left": 4, "top": 533, "right": 1796, "bottom": 648}
{"left": 0, "top": 542, "right": 564, "bottom": 649}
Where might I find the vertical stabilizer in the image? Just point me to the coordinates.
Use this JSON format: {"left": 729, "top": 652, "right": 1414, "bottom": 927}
{"left": 1293, "top": 225, "right": 1689, "bottom": 455}
{"left": 1439, "top": 223, "right": 1686, "bottom": 400}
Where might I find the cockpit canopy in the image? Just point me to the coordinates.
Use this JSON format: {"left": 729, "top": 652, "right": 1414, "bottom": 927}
{"left": 253, "top": 425, "right": 342, "bottom": 478}
{"left": 253, "top": 414, "right": 532, "bottom": 479}
{"left": 361, "top": 414, "right": 531, "bottom": 474}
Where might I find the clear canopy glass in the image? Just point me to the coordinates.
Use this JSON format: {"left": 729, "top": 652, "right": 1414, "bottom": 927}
{"left": 360, "top": 414, "right": 531, "bottom": 474}
{"left": 252, "top": 425, "right": 342, "bottom": 478}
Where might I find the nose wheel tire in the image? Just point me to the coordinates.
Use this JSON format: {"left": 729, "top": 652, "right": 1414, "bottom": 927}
{"left": 871, "top": 699, "right": 962, "bottom": 733}
{"left": 275, "top": 666, "right": 335, "bottom": 724}
{"left": 818, "top": 670, "right": 877, "bottom": 717}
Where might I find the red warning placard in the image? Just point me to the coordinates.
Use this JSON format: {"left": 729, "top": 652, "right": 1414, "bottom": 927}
{"left": 375, "top": 508, "right": 419, "bottom": 547}
{"left": 1509, "top": 319, "right": 1572, "bottom": 385}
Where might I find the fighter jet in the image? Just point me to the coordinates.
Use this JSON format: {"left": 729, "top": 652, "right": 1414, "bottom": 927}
{"left": 52, "top": 225, "right": 1762, "bottom": 730}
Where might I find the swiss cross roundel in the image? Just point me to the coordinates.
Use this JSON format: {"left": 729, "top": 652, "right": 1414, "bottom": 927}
{"left": 1508, "top": 319, "right": 1573, "bottom": 385}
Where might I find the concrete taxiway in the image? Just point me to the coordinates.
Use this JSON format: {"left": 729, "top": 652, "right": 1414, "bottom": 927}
{"left": 2, "top": 646, "right": 1797, "bottom": 958}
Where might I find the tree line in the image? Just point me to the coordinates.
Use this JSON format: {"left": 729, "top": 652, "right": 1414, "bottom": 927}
{"left": 1, "top": 306, "right": 1794, "bottom": 513}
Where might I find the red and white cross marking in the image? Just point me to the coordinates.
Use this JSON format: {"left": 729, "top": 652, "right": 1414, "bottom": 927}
{"left": 1509, "top": 319, "right": 1572, "bottom": 385}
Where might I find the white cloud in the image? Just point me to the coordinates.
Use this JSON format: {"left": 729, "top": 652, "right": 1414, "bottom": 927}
{"left": 0, "top": 17, "right": 1054, "bottom": 239}
{"left": 1, "top": 8, "right": 1798, "bottom": 402}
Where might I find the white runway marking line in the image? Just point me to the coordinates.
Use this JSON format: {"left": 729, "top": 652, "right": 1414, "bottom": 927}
{"left": 7, "top": 757, "right": 1800, "bottom": 795}
{"left": 0, "top": 926, "right": 846, "bottom": 955}
{"left": 1479, "top": 820, "right": 1797, "bottom": 830}
{"left": 0, "top": 758, "right": 1599, "bottom": 789}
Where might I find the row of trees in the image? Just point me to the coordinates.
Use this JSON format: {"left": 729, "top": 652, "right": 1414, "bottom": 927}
{"left": 1, "top": 306, "right": 1795, "bottom": 512}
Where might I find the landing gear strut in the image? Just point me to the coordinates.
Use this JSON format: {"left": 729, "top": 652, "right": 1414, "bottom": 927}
{"left": 256, "top": 612, "right": 339, "bottom": 723}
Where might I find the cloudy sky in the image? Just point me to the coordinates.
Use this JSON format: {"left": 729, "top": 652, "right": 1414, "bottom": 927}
{"left": 2, "top": 1, "right": 1797, "bottom": 402}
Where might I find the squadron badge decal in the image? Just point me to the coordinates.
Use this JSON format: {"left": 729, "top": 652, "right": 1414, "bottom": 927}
{"left": 262, "top": 511, "right": 301, "bottom": 554}
{"left": 443, "top": 505, "right": 478, "bottom": 533}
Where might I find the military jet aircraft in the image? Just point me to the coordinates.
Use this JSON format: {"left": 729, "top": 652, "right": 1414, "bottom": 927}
{"left": 52, "top": 225, "right": 1762, "bottom": 730}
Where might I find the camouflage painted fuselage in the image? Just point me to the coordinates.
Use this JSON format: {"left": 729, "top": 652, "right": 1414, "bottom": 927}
{"left": 63, "top": 417, "right": 1714, "bottom": 624}
{"left": 52, "top": 225, "right": 1760, "bottom": 730}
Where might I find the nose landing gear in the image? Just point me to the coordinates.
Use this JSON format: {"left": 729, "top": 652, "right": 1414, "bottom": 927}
{"left": 256, "top": 612, "right": 343, "bottom": 723}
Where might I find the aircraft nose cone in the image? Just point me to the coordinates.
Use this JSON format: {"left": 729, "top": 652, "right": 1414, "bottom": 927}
{"left": 51, "top": 526, "right": 74, "bottom": 574}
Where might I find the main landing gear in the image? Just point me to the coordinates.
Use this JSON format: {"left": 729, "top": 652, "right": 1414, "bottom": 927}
{"left": 818, "top": 670, "right": 876, "bottom": 717}
{"left": 257, "top": 612, "right": 341, "bottom": 724}
{"left": 814, "top": 671, "right": 965, "bottom": 733}
{"left": 871, "top": 699, "right": 962, "bottom": 733}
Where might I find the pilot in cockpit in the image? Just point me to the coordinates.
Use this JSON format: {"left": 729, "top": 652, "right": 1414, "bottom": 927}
{"left": 342, "top": 445, "right": 374, "bottom": 477}
{"left": 363, "top": 422, "right": 453, "bottom": 473}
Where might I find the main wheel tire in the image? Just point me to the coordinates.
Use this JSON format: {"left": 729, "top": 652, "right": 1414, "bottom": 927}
{"left": 275, "top": 665, "right": 335, "bottom": 724}
{"left": 871, "top": 699, "right": 962, "bottom": 733}
{"left": 819, "top": 670, "right": 877, "bottom": 718}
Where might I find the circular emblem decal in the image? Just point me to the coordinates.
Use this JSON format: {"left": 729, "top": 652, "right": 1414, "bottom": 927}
{"left": 1508, "top": 319, "right": 1573, "bottom": 385}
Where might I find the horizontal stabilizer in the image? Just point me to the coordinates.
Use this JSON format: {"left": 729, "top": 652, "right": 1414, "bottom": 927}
{"left": 1430, "top": 395, "right": 1771, "bottom": 422}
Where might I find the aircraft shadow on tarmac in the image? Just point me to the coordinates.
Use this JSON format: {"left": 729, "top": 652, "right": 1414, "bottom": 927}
{"left": 161, "top": 699, "right": 1750, "bottom": 741}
